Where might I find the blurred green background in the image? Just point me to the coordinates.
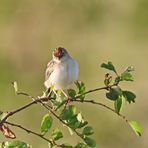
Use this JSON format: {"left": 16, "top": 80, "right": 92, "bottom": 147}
{"left": 0, "top": 0, "right": 147, "bottom": 147}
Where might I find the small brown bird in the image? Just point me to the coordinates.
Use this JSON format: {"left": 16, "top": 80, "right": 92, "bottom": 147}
{"left": 44, "top": 47, "right": 78, "bottom": 93}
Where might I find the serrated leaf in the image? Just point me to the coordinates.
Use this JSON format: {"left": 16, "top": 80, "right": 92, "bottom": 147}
{"left": 121, "top": 71, "right": 134, "bottom": 81}
{"left": 106, "top": 87, "right": 122, "bottom": 101}
{"left": 83, "top": 126, "right": 94, "bottom": 135}
{"left": 114, "top": 97, "right": 122, "bottom": 113}
{"left": 128, "top": 121, "right": 142, "bottom": 136}
{"left": 51, "top": 128, "right": 63, "bottom": 141}
{"left": 123, "top": 91, "right": 136, "bottom": 103}
{"left": 101, "top": 61, "right": 117, "bottom": 74}
{"left": 3, "top": 140, "right": 28, "bottom": 148}
{"left": 84, "top": 137, "right": 96, "bottom": 148}
{"left": 68, "top": 89, "right": 76, "bottom": 98}
{"left": 41, "top": 114, "right": 53, "bottom": 135}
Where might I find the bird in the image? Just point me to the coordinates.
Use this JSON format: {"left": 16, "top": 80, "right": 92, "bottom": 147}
{"left": 44, "top": 47, "right": 78, "bottom": 97}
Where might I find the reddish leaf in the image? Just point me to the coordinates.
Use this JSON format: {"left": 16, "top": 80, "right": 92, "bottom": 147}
{"left": 0, "top": 124, "right": 16, "bottom": 139}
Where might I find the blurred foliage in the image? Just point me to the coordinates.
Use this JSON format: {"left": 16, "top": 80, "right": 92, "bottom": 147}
{"left": 0, "top": 0, "right": 147, "bottom": 147}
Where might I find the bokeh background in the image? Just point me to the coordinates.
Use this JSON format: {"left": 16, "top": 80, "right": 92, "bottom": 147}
{"left": 0, "top": 0, "right": 147, "bottom": 147}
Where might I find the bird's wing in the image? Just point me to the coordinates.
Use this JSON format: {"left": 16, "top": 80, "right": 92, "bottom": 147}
{"left": 45, "top": 60, "right": 55, "bottom": 81}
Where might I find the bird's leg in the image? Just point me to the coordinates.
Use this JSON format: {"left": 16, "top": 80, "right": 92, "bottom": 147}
{"left": 61, "top": 90, "right": 70, "bottom": 109}
{"left": 53, "top": 89, "right": 60, "bottom": 98}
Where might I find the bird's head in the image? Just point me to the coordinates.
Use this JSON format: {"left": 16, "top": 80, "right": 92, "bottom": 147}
{"left": 52, "top": 47, "right": 70, "bottom": 62}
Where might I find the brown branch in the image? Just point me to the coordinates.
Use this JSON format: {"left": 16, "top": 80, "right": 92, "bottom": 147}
{"left": 73, "top": 84, "right": 117, "bottom": 100}
{"left": 39, "top": 101, "right": 83, "bottom": 138}
{"left": 5, "top": 121, "right": 60, "bottom": 147}
{"left": 0, "top": 83, "right": 127, "bottom": 147}
{"left": 0, "top": 97, "right": 50, "bottom": 126}
{"left": 73, "top": 99, "right": 128, "bottom": 122}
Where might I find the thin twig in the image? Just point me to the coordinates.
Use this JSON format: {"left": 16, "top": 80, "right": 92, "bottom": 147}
{"left": 0, "top": 83, "right": 128, "bottom": 147}
{"left": 73, "top": 99, "right": 128, "bottom": 122}
{"left": 0, "top": 97, "right": 50, "bottom": 126}
{"left": 39, "top": 101, "right": 83, "bottom": 138}
{"left": 5, "top": 121, "right": 60, "bottom": 147}
{"left": 17, "top": 92, "right": 32, "bottom": 98}
{"left": 73, "top": 84, "right": 117, "bottom": 100}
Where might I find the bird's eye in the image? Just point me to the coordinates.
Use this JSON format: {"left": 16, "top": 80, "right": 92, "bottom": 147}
{"left": 61, "top": 50, "right": 65, "bottom": 54}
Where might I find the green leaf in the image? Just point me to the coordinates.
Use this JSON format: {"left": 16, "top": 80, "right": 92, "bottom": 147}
{"left": 121, "top": 71, "right": 134, "bottom": 81}
{"left": 54, "top": 101, "right": 66, "bottom": 111}
{"left": 84, "top": 137, "right": 96, "bottom": 148}
{"left": 128, "top": 121, "right": 142, "bottom": 136}
{"left": 83, "top": 126, "right": 94, "bottom": 135}
{"left": 75, "top": 143, "right": 88, "bottom": 148}
{"left": 77, "top": 113, "right": 83, "bottom": 122}
{"left": 76, "top": 113, "right": 88, "bottom": 128}
{"left": 41, "top": 114, "right": 53, "bottom": 135}
{"left": 70, "top": 105, "right": 76, "bottom": 114}
{"left": 3, "top": 140, "right": 28, "bottom": 148}
{"left": 12, "top": 81, "right": 18, "bottom": 94}
{"left": 51, "top": 128, "right": 63, "bottom": 141}
{"left": 106, "top": 87, "right": 122, "bottom": 101}
{"left": 125, "top": 66, "right": 134, "bottom": 72}
{"left": 0, "top": 143, "right": 4, "bottom": 148}
{"left": 114, "top": 97, "right": 122, "bottom": 113}
{"left": 67, "top": 115, "right": 80, "bottom": 129}
{"left": 57, "top": 89, "right": 62, "bottom": 96}
{"left": 60, "top": 105, "right": 76, "bottom": 120}
{"left": 114, "top": 76, "right": 121, "bottom": 84}
{"left": 75, "top": 81, "right": 86, "bottom": 93}
{"left": 75, "top": 81, "right": 86, "bottom": 101}
{"left": 78, "top": 121, "right": 88, "bottom": 128}
{"left": 104, "top": 73, "right": 112, "bottom": 86}
{"left": 61, "top": 144, "right": 73, "bottom": 148}
{"left": 123, "top": 91, "right": 136, "bottom": 103}
{"left": 101, "top": 61, "right": 117, "bottom": 74}
{"left": 68, "top": 89, "right": 76, "bottom": 98}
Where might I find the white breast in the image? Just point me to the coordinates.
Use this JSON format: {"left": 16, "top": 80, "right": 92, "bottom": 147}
{"left": 48, "top": 58, "right": 78, "bottom": 90}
